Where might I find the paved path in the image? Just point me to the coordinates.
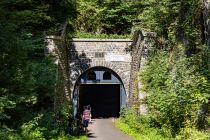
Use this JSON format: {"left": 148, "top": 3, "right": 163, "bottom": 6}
{"left": 87, "top": 118, "right": 133, "bottom": 140}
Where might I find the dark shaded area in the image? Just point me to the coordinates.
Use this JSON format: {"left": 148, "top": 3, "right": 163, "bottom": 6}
{"left": 0, "top": 0, "right": 77, "bottom": 131}
{"left": 87, "top": 71, "right": 96, "bottom": 80}
{"left": 103, "top": 72, "right": 111, "bottom": 80}
{"left": 79, "top": 84, "right": 120, "bottom": 118}
{"left": 87, "top": 132, "right": 97, "bottom": 138}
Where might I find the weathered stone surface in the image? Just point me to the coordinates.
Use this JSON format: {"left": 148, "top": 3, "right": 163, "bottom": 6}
{"left": 128, "top": 30, "right": 155, "bottom": 107}
{"left": 47, "top": 34, "right": 155, "bottom": 113}
{"left": 69, "top": 39, "right": 133, "bottom": 98}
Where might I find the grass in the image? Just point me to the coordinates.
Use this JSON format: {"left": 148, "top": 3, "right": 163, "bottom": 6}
{"left": 71, "top": 32, "right": 131, "bottom": 39}
{"left": 115, "top": 119, "right": 171, "bottom": 140}
{"left": 52, "top": 132, "right": 87, "bottom": 140}
{"left": 69, "top": 135, "right": 87, "bottom": 140}
{"left": 115, "top": 119, "right": 210, "bottom": 140}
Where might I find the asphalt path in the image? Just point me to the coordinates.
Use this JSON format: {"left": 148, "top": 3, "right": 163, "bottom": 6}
{"left": 87, "top": 118, "right": 133, "bottom": 140}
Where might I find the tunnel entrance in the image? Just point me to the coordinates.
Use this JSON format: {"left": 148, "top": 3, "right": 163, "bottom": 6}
{"left": 72, "top": 67, "right": 126, "bottom": 118}
{"left": 79, "top": 84, "right": 120, "bottom": 118}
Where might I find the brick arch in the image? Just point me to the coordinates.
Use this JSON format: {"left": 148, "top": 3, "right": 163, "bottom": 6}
{"left": 70, "top": 61, "right": 129, "bottom": 96}
{"left": 92, "top": 61, "right": 123, "bottom": 74}
{"left": 73, "top": 61, "right": 128, "bottom": 96}
{"left": 71, "top": 63, "right": 129, "bottom": 117}
{"left": 69, "top": 39, "right": 133, "bottom": 102}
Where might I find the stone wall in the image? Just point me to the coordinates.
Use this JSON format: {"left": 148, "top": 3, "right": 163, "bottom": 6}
{"left": 129, "top": 31, "right": 156, "bottom": 112}
{"left": 45, "top": 36, "right": 71, "bottom": 119}
{"left": 69, "top": 39, "right": 133, "bottom": 100}
{"left": 47, "top": 35, "right": 155, "bottom": 112}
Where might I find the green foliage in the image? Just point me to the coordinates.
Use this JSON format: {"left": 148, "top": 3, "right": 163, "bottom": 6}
{"left": 136, "top": 0, "right": 202, "bottom": 43}
{"left": 117, "top": 109, "right": 210, "bottom": 140}
{"left": 0, "top": 114, "right": 86, "bottom": 140}
{"left": 140, "top": 46, "right": 210, "bottom": 136}
{"left": 0, "top": 0, "right": 76, "bottom": 34}
{"left": 21, "top": 114, "right": 46, "bottom": 140}
{"left": 1, "top": 0, "right": 209, "bottom": 139}
{"left": 74, "top": 32, "right": 131, "bottom": 39}
{"left": 75, "top": 0, "right": 100, "bottom": 33}
{"left": 175, "top": 126, "right": 210, "bottom": 140}
{"left": 75, "top": 0, "right": 139, "bottom": 35}
{"left": 116, "top": 109, "right": 170, "bottom": 140}
{"left": 0, "top": 0, "right": 79, "bottom": 139}
{"left": 130, "top": 0, "right": 210, "bottom": 138}
{"left": 0, "top": 130, "right": 22, "bottom": 140}
{"left": 53, "top": 132, "right": 87, "bottom": 140}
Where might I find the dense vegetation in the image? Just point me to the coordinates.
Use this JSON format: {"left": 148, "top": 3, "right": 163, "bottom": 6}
{"left": 0, "top": 0, "right": 86, "bottom": 139}
{"left": 71, "top": 0, "right": 139, "bottom": 38}
{"left": 116, "top": 0, "right": 210, "bottom": 139}
{"left": 1, "top": 0, "right": 210, "bottom": 139}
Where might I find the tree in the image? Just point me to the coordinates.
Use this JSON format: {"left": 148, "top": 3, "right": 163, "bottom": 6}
{"left": 75, "top": 0, "right": 139, "bottom": 34}
{"left": 0, "top": 0, "right": 76, "bottom": 138}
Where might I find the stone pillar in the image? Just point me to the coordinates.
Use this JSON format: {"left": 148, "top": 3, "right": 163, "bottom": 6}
{"left": 129, "top": 30, "right": 155, "bottom": 112}
{"left": 45, "top": 36, "right": 71, "bottom": 117}
{"left": 128, "top": 31, "right": 143, "bottom": 107}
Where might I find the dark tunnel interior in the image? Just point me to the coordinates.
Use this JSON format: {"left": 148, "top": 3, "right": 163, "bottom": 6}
{"left": 79, "top": 84, "right": 120, "bottom": 118}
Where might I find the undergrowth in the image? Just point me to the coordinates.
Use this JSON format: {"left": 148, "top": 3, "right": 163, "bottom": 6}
{"left": 116, "top": 108, "right": 210, "bottom": 140}
{"left": 0, "top": 114, "right": 87, "bottom": 140}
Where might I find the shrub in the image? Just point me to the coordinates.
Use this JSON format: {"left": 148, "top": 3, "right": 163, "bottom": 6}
{"left": 140, "top": 47, "right": 210, "bottom": 136}
{"left": 116, "top": 108, "right": 170, "bottom": 140}
{"left": 175, "top": 127, "right": 210, "bottom": 140}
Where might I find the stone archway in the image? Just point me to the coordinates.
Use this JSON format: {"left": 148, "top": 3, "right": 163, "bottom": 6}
{"left": 72, "top": 66, "right": 127, "bottom": 118}
{"left": 70, "top": 61, "right": 129, "bottom": 98}
{"left": 90, "top": 60, "right": 129, "bottom": 95}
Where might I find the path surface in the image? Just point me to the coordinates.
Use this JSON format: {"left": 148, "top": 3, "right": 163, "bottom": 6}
{"left": 87, "top": 118, "right": 133, "bottom": 140}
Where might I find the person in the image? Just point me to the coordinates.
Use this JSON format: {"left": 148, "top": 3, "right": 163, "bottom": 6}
{"left": 82, "top": 105, "right": 91, "bottom": 132}
{"left": 86, "top": 105, "right": 92, "bottom": 122}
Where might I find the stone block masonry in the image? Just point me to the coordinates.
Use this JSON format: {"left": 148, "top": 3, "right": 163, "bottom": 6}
{"left": 69, "top": 39, "right": 133, "bottom": 100}
{"left": 46, "top": 34, "right": 155, "bottom": 112}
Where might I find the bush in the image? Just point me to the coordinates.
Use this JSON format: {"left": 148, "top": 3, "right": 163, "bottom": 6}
{"left": 117, "top": 108, "right": 171, "bottom": 140}
{"left": 1, "top": 114, "right": 87, "bottom": 140}
{"left": 140, "top": 47, "right": 210, "bottom": 136}
{"left": 117, "top": 108, "right": 210, "bottom": 140}
{"left": 175, "top": 127, "right": 210, "bottom": 140}
{"left": 0, "top": 129, "right": 21, "bottom": 140}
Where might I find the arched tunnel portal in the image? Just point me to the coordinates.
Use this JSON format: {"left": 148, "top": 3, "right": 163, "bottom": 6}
{"left": 72, "top": 67, "right": 126, "bottom": 118}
